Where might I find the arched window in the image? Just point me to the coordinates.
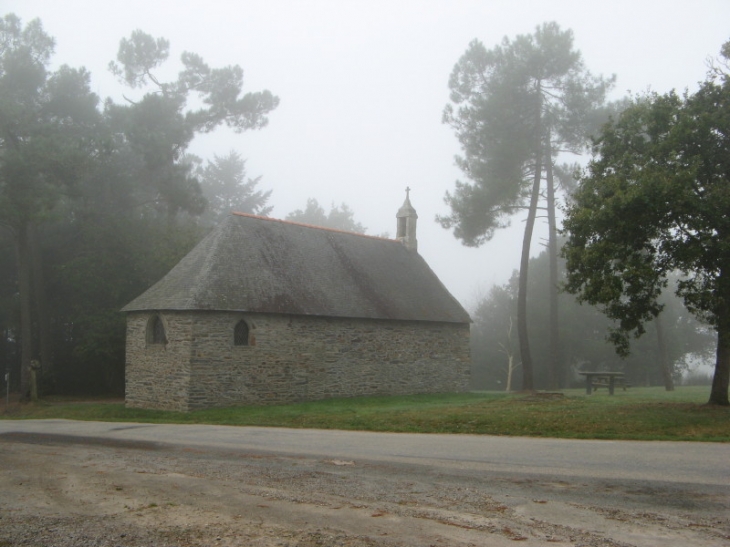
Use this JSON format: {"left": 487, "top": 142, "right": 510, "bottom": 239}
{"left": 147, "top": 315, "right": 167, "bottom": 345}
{"left": 234, "top": 320, "right": 249, "bottom": 346}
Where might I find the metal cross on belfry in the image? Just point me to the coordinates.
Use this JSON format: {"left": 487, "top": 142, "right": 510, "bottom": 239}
{"left": 405, "top": 186, "right": 411, "bottom": 198}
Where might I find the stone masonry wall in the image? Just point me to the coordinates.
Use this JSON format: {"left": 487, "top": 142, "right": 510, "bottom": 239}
{"left": 125, "top": 312, "right": 194, "bottom": 411}
{"left": 126, "top": 311, "right": 471, "bottom": 411}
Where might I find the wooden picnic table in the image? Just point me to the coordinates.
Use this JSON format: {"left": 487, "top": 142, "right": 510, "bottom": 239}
{"left": 577, "top": 371, "right": 626, "bottom": 395}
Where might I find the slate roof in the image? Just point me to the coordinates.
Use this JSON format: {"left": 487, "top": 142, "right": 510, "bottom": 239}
{"left": 122, "top": 213, "right": 470, "bottom": 324}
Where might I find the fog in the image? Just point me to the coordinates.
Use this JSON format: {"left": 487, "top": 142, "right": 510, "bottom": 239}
{"left": 5, "top": 0, "right": 730, "bottom": 309}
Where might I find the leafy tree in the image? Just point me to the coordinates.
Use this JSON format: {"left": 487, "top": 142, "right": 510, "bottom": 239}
{"left": 562, "top": 47, "right": 730, "bottom": 404}
{"left": 197, "top": 150, "right": 272, "bottom": 223}
{"left": 439, "top": 22, "right": 614, "bottom": 390}
{"left": 0, "top": 14, "right": 101, "bottom": 397}
{"left": 107, "top": 29, "right": 279, "bottom": 217}
{"left": 109, "top": 30, "right": 278, "bottom": 134}
{"left": 286, "top": 198, "right": 367, "bottom": 233}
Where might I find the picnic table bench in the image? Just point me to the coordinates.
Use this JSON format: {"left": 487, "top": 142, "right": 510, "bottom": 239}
{"left": 577, "top": 372, "right": 628, "bottom": 395}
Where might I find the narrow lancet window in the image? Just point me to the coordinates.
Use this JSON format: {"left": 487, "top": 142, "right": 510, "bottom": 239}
{"left": 234, "top": 320, "right": 249, "bottom": 346}
{"left": 148, "top": 315, "right": 167, "bottom": 345}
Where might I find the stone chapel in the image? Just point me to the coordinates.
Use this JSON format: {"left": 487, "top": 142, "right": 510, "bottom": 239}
{"left": 122, "top": 192, "right": 471, "bottom": 411}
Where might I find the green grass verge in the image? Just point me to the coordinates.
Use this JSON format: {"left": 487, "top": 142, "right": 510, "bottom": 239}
{"left": 2, "top": 387, "right": 728, "bottom": 442}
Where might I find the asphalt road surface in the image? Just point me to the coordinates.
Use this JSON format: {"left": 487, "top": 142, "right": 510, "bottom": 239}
{"left": 1, "top": 419, "right": 729, "bottom": 546}
{"left": 1, "top": 419, "right": 728, "bottom": 484}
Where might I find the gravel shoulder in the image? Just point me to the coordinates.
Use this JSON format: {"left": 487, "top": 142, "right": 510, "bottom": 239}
{"left": 1, "top": 429, "right": 728, "bottom": 547}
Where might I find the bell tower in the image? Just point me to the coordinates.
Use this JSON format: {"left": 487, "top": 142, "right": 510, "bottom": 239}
{"left": 396, "top": 187, "right": 418, "bottom": 252}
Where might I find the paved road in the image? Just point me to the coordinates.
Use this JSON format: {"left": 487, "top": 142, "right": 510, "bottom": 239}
{"left": 1, "top": 419, "right": 727, "bottom": 485}
{"left": 3, "top": 419, "right": 730, "bottom": 546}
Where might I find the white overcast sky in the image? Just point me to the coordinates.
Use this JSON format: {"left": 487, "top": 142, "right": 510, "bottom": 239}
{"left": 4, "top": 0, "right": 730, "bottom": 309}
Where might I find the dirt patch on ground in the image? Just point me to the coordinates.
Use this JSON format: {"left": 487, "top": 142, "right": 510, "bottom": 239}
{"left": 1, "top": 433, "right": 728, "bottom": 546}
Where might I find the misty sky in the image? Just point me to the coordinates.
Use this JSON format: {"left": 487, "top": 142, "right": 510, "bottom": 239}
{"left": 4, "top": 0, "right": 730, "bottom": 309}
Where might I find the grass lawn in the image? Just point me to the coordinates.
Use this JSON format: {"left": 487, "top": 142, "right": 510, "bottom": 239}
{"left": 1, "top": 386, "right": 728, "bottom": 442}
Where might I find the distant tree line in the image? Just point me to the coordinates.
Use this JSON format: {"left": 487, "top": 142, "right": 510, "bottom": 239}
{"left": 470, "top": 245, "right": 714, "bottom": 392}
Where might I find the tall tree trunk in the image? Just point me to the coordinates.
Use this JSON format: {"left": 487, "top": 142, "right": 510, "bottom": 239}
{"left": 654, "top": 313, "right": 674, "bottom": 391}
{"left": 545, "top": 144, "right": 560, "bottom": 390}
{"left": 709, "top": 327, "right": 730, "bottom": 405}
{"left": 15, "top": 222, "right": 33, "bottom": 400}
{"left": 709, "top": 273, "right": 730, "bottom": 405}
{"left": 518, "top": 90, "right": 543, "bottom": 392}
{"left": 29, "top": 223, "right": 52, "bottom": 391}
{"left": 518, "top": 158, "right": 541, "bottom": 392}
